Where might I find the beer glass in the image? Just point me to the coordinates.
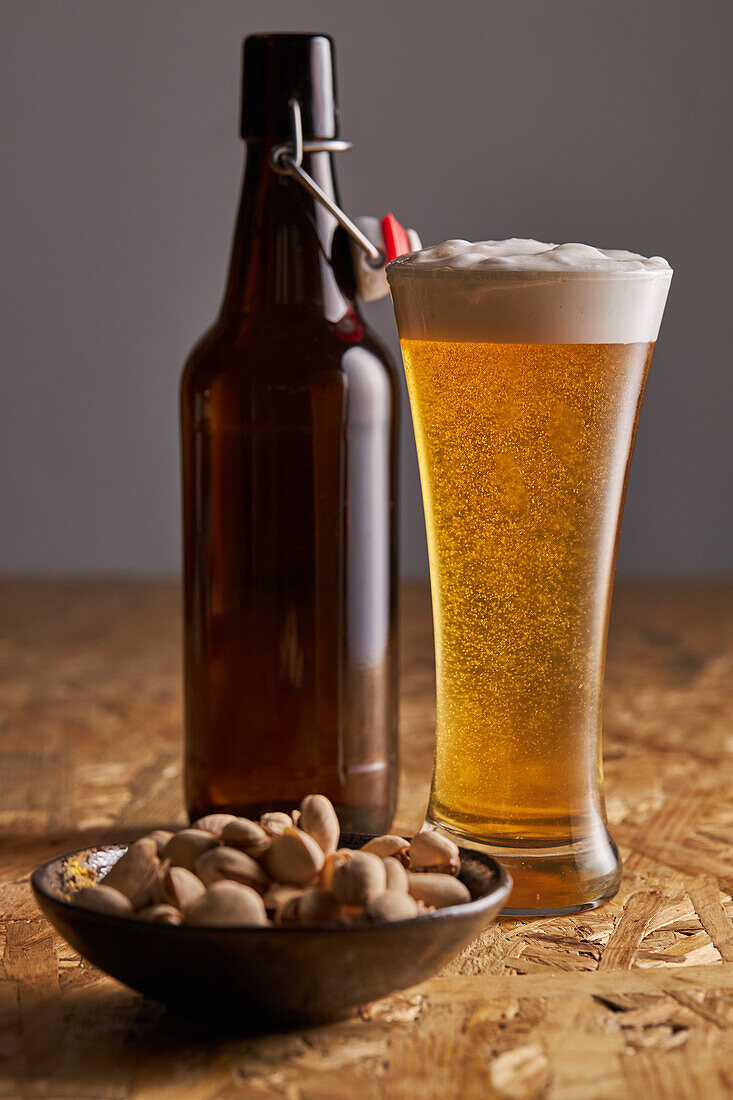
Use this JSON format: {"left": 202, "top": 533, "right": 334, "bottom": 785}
{"left": 387, "top": 240, "right": 672, "bottom": 913}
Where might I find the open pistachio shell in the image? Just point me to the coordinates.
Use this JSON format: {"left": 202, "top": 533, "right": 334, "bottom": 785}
{"left": 101, "top": 837, "right": 160, "bottom": 909}
{"left": 153, "top": 865, "right": 206, "bottom": 910}
{"left": 263, "top": 883, "right": 304, "bottom": 920}
{"left": 299, "top": 794, "right": 340, "bottom": 855}
{"left": 360, "top": 835, "right": 410, "bottom": 865}
{"left": 296, "top": 887, "right": 342, "bottom": 923}
{"left": 221, "top": 818, "right": 271, "bottom": 859}
{"left": 320, "top": 850, "right": 352, "bottom": 890}
{"left": 331, "top": 851, "right": 386, "bottom": 907}
{"left": 195, "top": 846, "right": 270, "bottom": 894}
{"left": 383, "top": 856, "right": 409, "bottom": 893}
{"left": 264, "top": 828, "right": 325, "bottom": 886}
{"left": 136, "top": 903, "right": 181, "bottom": 924}
{"left": 74, "top": 884, "right": 134, "bottom": 916}
{"left": 162, "top": 829, "right": 218, "bottom": 873}
{"left": 407, "top": 873, "right": 471, "bottom": 908}
{"left": 190, "top": 813, "right": 237, "bottom": 839}
{"left": 145, "top": 830, "right": 174, "bottom": 857}
{"left": 364, "top": 891, "right": 420, "bottom": 922}
{"left": 259, "top": 811, "right": 294, "bottom": 837}
{"left": 184, "top": 881, "right": 269, "bottom": 927}
{"left": 408, "top": 831, "right": 461, "bottom": 875}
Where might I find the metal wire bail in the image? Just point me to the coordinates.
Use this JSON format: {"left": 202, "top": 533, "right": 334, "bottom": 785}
{"left": 270, "top": 99, "right": 384, "bottom": 268}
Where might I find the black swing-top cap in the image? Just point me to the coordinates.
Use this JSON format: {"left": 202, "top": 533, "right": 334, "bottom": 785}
{"left": 240, "top": 33, "right": 339, "bottom": 141}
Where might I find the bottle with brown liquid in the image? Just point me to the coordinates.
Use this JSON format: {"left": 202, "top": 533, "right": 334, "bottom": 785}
{"left": 181, "top": 34, "right": 399, "bottom": 832}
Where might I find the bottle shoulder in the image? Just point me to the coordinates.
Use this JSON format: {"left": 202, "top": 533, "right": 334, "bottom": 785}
{"left": 181, "top": 311, "right": 398, "bottom": 394}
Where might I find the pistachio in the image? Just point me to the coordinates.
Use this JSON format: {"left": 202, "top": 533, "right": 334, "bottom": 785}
{"left": 364, "top": 891, "right": 419, "bottom": 923}
{"left": 331, "top": 851, "right": 386, "bottom": 906}
{"left": 263, "top": 883, "right": 304, "bottom": 920}
{"left": 136, "top": 903, "right": 181, "bottom": 924}
{"left": 299, "top": 794, "right": 340, "bottom": 854}
{"left": 153, "top": 865, "right": 206, "bottom": 910}
{"left": 360, "top": 835, "right": 410, "bottom": 865}
{"left": 195, "top": 846, "right": 270, "bottom": 894}
{"left": 296, "top": 887, "right": 342, "bottom": 923}
{"left": 407, "top": 873, "right": 471, "bottom": 908}
{"left": 163, "top": 828, "right": 218, "bottom": 872}
{"left": 338, "top": 904, "right": 367, "bottom": 924}
{"left": 71, "top": 796, "right": 476, "bottom": 931}
{"left": 184, "top": 881, "right": 269, "bottom": 927}
{"left": 319, "top": 849, "right": 352, "bottom": 890}
{"left": 190, "top": 813, "right": 237, "bottom": 838}
{"left": 408, "top": 831, "right": 461, "bottom": 875}
{"left": 259, "top": 811, "right": 293, "bottom": 837}
{"left": 277, "top": 894, "right": 303, "bottom": 924}
{"left": 145, "top": 830, "right": 175, "bottom": 857}
{"left": 221, "top": 817, "right": 271, "bottom": 859}
{"left": 383, "top": 856, "right": 409, "bottom": 893}
{"left": 102, "top": 837, "right": 160, "bottom": 909}
{"left": 74, "top": 884, "right": 134, "bottom": 916}
{"left": 264, "top": 828, "right": 324, "bottom": 885}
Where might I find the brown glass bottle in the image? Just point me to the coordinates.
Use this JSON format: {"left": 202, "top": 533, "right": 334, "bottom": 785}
{"left": 180, "top": 35, "right": 399, "bottom": 832}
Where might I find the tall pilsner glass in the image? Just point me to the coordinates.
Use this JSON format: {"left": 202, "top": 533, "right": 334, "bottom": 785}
{"left": 388, "top": 240, "right": 672, "bottom": 914}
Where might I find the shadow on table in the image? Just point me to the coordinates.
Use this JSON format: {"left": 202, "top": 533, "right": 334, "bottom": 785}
{"left": 6, "top": 981, "right": 329, "bottom": 1094}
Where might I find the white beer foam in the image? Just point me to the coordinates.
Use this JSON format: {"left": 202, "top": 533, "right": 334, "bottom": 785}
{"left": 387, "top": 239, "right": 672, "bottom": 344}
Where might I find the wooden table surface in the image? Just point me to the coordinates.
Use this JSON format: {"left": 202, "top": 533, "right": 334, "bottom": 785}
{"left": 2, "top": 579, "right": 733, "bottom": 1099}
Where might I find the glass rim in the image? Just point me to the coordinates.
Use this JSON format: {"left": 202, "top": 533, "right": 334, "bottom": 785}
{"left": 386, "top": 259, "right": 673, "bottom": 284}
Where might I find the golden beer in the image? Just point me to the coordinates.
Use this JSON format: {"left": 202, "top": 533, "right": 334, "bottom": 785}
{"left": 388, "top": 240, "right": 672, "bottom": 913}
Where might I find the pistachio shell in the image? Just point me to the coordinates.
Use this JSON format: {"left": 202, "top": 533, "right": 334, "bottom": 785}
{"left": 263, "top": 883, "right": 304, "bottom": 919}
{"left": 102, "top": 837, "right": 160, "bottom": 909}
{"left": 74, "top": 884, "right": 133, "bottom": 916}
{"left": 407, "top": 873, "right": 471, "bottom": 908}
{"left": 145, "top": 830, "right": 174, "bottom": 857}
{"left": 383, "top": 856, "right": 409, "bottom": 893}
{"left": 338, "top": 904, "right": 368, "bottom": 924}
{"left": 364, "top": 890, "right": 420, "bottom": 922}
{"left": 136, "top": 903, "right": 181, "bottom": 924}
{"left": 190, "top": 813, "right": 237, "bottom": 838}
{"left": 360, "top": 835, "right": 410, "bottom": 865}
{"left": 163, "top": 829, "right": 218, "bottom": 872}
{"left": 184, "top": 881, "right": 269, "bottom": 927}
{"left": 296, "top": 887, "right": 342, "bottom": 923}
{"left": 264, "top": 828, "right": 324, "bottom": 886}
{"left": 277, "top": 894, "right": 303, "bottom": 924}
{"left": 221, "top": 818, "right": 271, "bottom": 859}
{"left": 195, "top": 846, "right": 270, "bottom": 894}
{"left": 298, "top": 794, "right": 340, "bottom": 854}
{"left": 408, "top": 831, "right": 461, "bottom": 875}
{"left": 153, "top": 865, "right": 206, "bottom": 909}
{"left": 331, "top": 851, "right": 386, "bottom": 906}
{"left": 259, "top": 811, "right": 293, "bottom": 837}
{"left": 319, "top": 849, "right": 352, "bottom": 890}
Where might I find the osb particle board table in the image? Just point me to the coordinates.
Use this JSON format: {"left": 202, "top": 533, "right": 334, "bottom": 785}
{"left": 1, "top": 579, "right": 733, "bottom": 1099}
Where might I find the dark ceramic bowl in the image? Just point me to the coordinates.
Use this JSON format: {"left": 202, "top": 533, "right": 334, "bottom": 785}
{"left": 32, "top": 832, "right": 511, "bottom": 1028}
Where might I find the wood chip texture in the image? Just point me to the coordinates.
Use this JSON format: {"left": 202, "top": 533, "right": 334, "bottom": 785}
{"left": 1, "top": 579, "right": 733, "bottom": 1098}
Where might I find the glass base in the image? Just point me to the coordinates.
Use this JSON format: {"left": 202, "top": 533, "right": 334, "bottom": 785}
{"left": 426, "top": 814, "right": 622, "bottom": 916}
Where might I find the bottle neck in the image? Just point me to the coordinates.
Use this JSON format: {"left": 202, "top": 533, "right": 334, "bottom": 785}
{"left": 221, "top": 142, "right": 359, "bottom": 325}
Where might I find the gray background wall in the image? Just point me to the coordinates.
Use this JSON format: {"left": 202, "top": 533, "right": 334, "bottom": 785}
{"left": 1, "top": 0, "right": 731, "bottom": 577}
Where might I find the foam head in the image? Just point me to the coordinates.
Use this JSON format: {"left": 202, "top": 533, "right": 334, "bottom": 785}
{"left": 386, "top": 239, "right": 672, "bottom": 344}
